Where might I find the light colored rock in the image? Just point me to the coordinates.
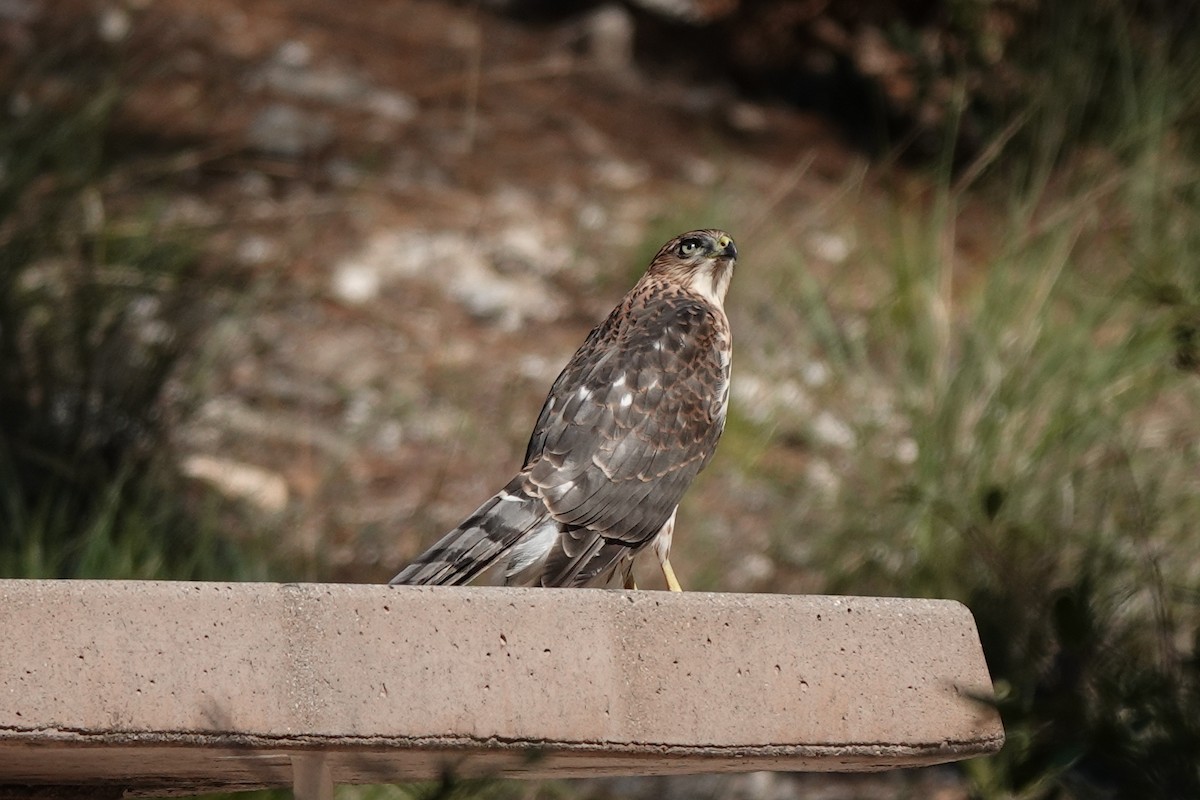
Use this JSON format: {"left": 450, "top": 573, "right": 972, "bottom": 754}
{"left": 449, "top": 256, "right": 565, "bottom": 329}
{"left": 331, "top": 262, "right": 382, "bottom": 303}
{"left": 812, "top": 410, "right": 857, "bottom": 450}
{"left": 732, "top": 374, "right": 814, "bottom": 425}
{"left": 195, "top": 397, "right": 356, "bottom": 461}
{"left": 628, "top": 0, "right": 734, "bottom": 24}
{"left": 235, "top": 234, "right": 281, "bottom": 266}
{"left": 806, "top": 458, "right": 842, "bottom": 496}
{"left": 585, "top": 4, "right": 636, "bottom": 73}
{"left": 331, "top": 228, "right": 567, "bottom": 327}
{"left": 682, "top": 156, "right": 719, "bottom": 186}
{"left": 894, "top": 437, "right": 920, "bottom": 465}
{"left": 593, "top": 157, "right": 649, "bottom": 190}
{"left": 97, "top": 6, "right": 130, "bottom": 42}
{"left": 180, "top": 455, "right": 289, "bottom": 513}
{"left": 364, "top": 89, "right": 418, "bottom": 123}
{"left": 246, "top": 103, "right": 334, "bottom": 158}
{"left": 276, "top": 39, "right": 312, "bottom": 69}
{"left": 493, "top": 222, "right": 570, "bottom": 275}
{"left": 252, "top": 45, "right": 417, "bottom": 124}
{"left": 801, "top": 359, "right": 831, "bottom": 388}
{"left": 727, "top": 101, "right": 769, "bottom": 135}
{"left": 808, "top": 231, "right": 852, "bottom": 264}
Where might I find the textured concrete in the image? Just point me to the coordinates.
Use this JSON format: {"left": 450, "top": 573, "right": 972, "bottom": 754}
{"left": 0, "top": 580, "right": 1003, "bottom": 795}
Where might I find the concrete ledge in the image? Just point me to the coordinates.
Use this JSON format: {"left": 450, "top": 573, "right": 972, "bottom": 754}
{"left": 0, "top": 581, "right": 1003, "bottom": 795}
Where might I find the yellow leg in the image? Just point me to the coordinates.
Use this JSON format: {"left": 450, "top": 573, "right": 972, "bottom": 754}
{"left": 661, "top": 558, "right": 683, "bottom": 592}
{"left": 623, "top": 571, "right": 638, "bottom": 591}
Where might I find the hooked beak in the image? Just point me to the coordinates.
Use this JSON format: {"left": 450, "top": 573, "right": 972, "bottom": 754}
{"left": 715, "top": 234, "right": 737, "bottom": 260}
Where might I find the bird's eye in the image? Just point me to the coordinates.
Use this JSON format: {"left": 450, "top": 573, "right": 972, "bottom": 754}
{"left": 677, "top": 238, "right": 703, "bottom": 257}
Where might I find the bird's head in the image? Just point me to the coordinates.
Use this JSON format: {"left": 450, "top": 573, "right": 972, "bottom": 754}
{"left": 646, "top": 229, "right": 738, "bottom": 306}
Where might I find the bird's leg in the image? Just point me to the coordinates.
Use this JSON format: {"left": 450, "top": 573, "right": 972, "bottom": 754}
{"left": 661, "top": 558, "right": 683, "bottom": 592}
{"left": 624, "top": 572, "right": 638, "bottom": 590}
{"left": 653, "top": 508, "right": 682, "bottom": 591}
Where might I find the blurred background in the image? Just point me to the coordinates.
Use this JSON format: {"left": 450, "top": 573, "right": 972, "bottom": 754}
{"left": 2, "top": 0, "right": 1199, "bottom": 797}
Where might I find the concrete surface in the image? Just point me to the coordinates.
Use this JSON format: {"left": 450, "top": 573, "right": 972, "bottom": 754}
{"left": 0, "top": 580, "right": 1003, "bottom": 796}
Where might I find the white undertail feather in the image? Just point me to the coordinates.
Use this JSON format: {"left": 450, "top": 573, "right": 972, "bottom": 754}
{"left": 504, "top": 519, "right": 559, "bottom": 583}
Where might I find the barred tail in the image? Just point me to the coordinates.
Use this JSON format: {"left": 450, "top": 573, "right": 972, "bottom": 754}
{"left": 389, "top": 478, "right": 548, "bottom": 586}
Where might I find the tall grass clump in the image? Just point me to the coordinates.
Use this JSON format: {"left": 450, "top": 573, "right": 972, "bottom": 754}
{"left": 857, "top": 196, "right": 1198, "bottom": 798}
{"left": 736, "top": 59, "right": 1200, "bottom": 800}
{"left": 748, "top": 188, "right": 1200, "bottom": 797}
{"left": 0, "top": 11, "right": 253, "bottom": 580}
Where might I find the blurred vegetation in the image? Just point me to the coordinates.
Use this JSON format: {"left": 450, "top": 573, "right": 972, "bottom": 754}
{"left": 696, "top": 0, "right": 1200, "bottom": 162}
{"left": 786, "top": 176, "right": 1200, "bottom": 798}
{"left": 0, "top": 11, "right": 263, "bottom": 580}
{"left": 707, "top": 2, "right": 1200, "bottom": 796}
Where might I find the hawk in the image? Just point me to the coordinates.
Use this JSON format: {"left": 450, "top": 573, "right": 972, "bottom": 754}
{"left": 389, "top": 229, "right": 737, "bottom": 590}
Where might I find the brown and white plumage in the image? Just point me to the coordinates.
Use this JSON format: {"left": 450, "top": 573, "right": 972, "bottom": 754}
{"left": 389, "top": 229, "right": 736, "bottom": 590}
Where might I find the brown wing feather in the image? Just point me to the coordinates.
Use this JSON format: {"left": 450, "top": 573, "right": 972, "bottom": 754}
{"left": 521, "top": 278, "right": 730, "bottom": 585}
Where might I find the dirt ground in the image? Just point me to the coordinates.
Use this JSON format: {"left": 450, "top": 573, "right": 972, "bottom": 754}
{"left": 89, "top": 0, "right": 869, "bottom": 586}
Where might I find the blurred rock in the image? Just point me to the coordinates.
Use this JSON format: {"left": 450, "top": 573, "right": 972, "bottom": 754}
{"left": 729, "top": 552, "right": 776, "bottom": 587}
{"left": 97, "top": 6, "right": 130, "bottom": 42}
{"left": 577, "top": 202, "right": 607, "bottom": 230}
{"left": 127, "top": 295, "right": 171, "bottom": 348}
{"left": 256, "top": 48, "right": 363, "bottom": 103}
{"left": 450, "top": 257, "right": 565, "bottom": 330}
{"left": 246, "top": 103, "right": 334, "bottom": 158}
{"left": 584, "top": 4, "right": 635, "bottom": 74}
{"left": 330, "top": 228, "right": 567, "bottom": 327}
{"left": 196, "top": 397, "right": 356, "bottom": 461}
{"left": 680, "top": 156, "right": 719, "bottom": 186}
{"left": 372, "top": 420, "right": 403, "bottom": 454}
{"left": 806, "top": 458, "right": 840, "bottom": 496}
{"left": 493, "top": 222, "right": 570, "bottom": 276}
{"left": 807, "top": 230, "right": 851, "bottom": 264}
{"left": 331, "top": 262, "right": 381, "bottom": 304}
{"left": 325, "top": 156, "right": 364, "bottom": 188}
{"left": 732, "top": 373, "right": 813, "bottom": 425}
{"left": 181, "top": 455, "right": 289, "bottom": 514}
{"left": 252, "top": 43, "right": 417, "bottom": 124}
{"left": 800, "top": 359, "right": 830, "bottom": 388}
{"left": 726, "top": 100, "right": 769, "bottom": 135}
{"left": 160, "top": 194, "right": 220, "bottom": 227}
{"left": 363, "top": 89, "right": 418, "bottom": 122}
{"left": 593, "top": 157, "right": 649, "bottom": 190}
{"left": 235, "top": 234, "right": 281, "bottom": 267}
{"left": 236, "top": 170, "right": 272, "bottom": 197}
{"left": 894, "top": 437, "right": 919, "bottom": 465}
{"left": 275, "top": 39, "right": 311, "bottom": 68}
{"left": 516, "top": 353, "right": 561, "bottom": 383}
{"left": 811, "top": 410, "right": 856, "bottom": 450}
{"left": 628, "top": 0, "right": 738, "bottom": 24}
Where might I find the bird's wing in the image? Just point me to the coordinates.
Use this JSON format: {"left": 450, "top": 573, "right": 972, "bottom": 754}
{"left": 522, "top": 284, "right": 730, "bottom": 585}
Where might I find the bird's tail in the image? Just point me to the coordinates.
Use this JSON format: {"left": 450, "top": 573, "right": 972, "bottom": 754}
{"left": 389, "top": 477, "right": 548, "bottom": 586}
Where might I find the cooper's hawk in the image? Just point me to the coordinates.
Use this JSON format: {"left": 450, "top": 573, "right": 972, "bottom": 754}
{"left": 390, "top": 229, "right": 737, "bottom": 590}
